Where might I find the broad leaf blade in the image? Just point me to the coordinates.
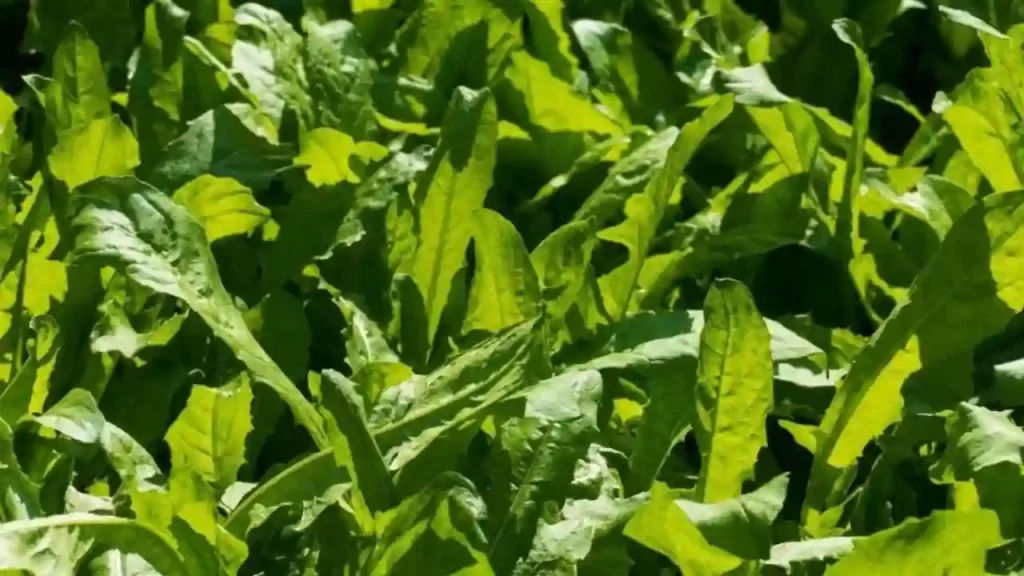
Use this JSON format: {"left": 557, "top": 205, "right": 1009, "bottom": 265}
{"left": 409, "top": 87, "right": 498, "bottom": 345}
{"left": 695, "top": 279, "right": 773, "bottom": 503}
{"left": 465, "top": 209, "right": 542, "bottom": 334}
{"left": 69, "top": 176, "right": 328, "bottom": 449}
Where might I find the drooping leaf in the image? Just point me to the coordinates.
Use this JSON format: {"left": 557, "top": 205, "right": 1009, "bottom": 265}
{"left": 678, "top": 474, "right": 789, "bottom": 560}
{"left": 486, "top": 370, "right": 602, "bottom": 574}
{"left": 171, "top": 175, "right": 270, "bottom": 242}
{"left": 624, "top": 483, "right": 743, "bottom": 575}
{"left": 0, "top": 514, "right": 191, "bottom": 576}
{"left": 69, "top": 176, "right": 328, "bottom": 449}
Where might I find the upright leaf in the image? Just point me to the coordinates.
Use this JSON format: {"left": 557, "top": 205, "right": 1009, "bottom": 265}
{"left": 832, "top": 20, "right": 875, "bottom": 313}
{"left": 166, "top": 379, "right": 253, "bottom": 493}
{"left": 465, "top": 209, "right": 542, "bottom": 334}
{"left": 597, "top": 97, "right": 735, "bottom": 319}
{"left": 805, "top": 191, "right": 1024, "bottom": 534}
{"left": 49, "top": 23, "right": 111, "bottom": 132}
{"left": 409, "top": 87, "right": 497, "bottom": 344}
{"left": 312, "top": 370, "right": 393, "bottom": 512}
{"left": 695, "top": 279, "right": 773, "bottom": 503}
{"left": 70, "top": 176, "right": 328, "bottom": 449}
{"left": 48, "top": 116, "right": 140, "bottom": 190}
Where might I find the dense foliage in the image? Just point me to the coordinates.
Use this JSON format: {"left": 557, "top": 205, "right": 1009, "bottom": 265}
{"left": 3, "top": 0, "right": 1024, "bottom": 574}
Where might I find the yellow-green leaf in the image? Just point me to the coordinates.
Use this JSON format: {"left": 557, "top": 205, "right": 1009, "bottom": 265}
{"left": 409, "top": 87, "right": 497, "bottom": 344}
{"left": 48, "top": 116, "right": 140, "bottom": 190}
{"left": 294, "top": 127, "right": 388, "bottom": 187}
{"left": 166, "top": 378, "right": 253, "bottom": 492}
{"left": 695, "top": 279, "right": 773, "bottom": 503}
{"left": 172, "top": 175, "right": 270, "bottom": 242}
{"left": 805, "top": 190, "right": 1024, "bottom": 534}
{"left": 464, "top": 209, "right": 541, "bottom": 334}
{"left": 824, "top": 510, "right": 1001, "bottom": 575}
{"left": 943, "top": 104, "right": 1023, "bottom": 193}
{"left": 624, "top": 483, "right": 743, "bottom": 575}
{"left": 504, "top": 50, "right": 621, "bottom": 136}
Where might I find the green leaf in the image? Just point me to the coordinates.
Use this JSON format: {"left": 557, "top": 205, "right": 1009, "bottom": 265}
{"left": 294, "top": 127, "right": 388, "bottom": 187}
{"left": 224, "top": 450, "right": 346, "bottom": 538}
{"left": 166, "top": 378, "right": 253, "bottom": 493}
{"left": 171, "top": 176, "right": 270, "bottom": 242}
{"left": 823, "top": 510, "right": 1001, "bottom": 574}
{"left": 943, "top": 104, "right": 1023, "bottom": 193}
{"left": 832, "top": 19, "right": 876, "bottom": 312}
{"left": 48, "top": 116, "right": 140, "bottom": 190}
{"left": 311, "top": 369, "right": 393, "bottom": 512}
{"left": 931, "top": 403, "right": 1024, "bottom": 538}
{"left": 578, "top": 309, "right": 821, "bottom": 373}
{"left": 573, "top": 127, "right": 679, "bottom": 227}
{"left": 503, "top": 50, "right": 622, "bottom": 137}
{"left": 69, "top": 176, "right": 328, "bottom": 449}
{"left": 144, "top": 105, "right": 292, "bottom": 192}
{"left": 301, "top": 19, "right": 380, "bottom": 139}
{"left": 91, "top": 300, "right": 186, "bottom": 359}
{"left": 512, "top": 492, "right": 646, "bottom": 576}
{"left": 48, "top": 22, "right": 111, "bottom": 133}
{"left": 486, "top": 370, "right": 602, "bottom": 573}
{"left": 409, "top": 87, "right": 497, "bottom": 345}
{"left": 379, "top": 323, "right": 546, "bottom": 496}
{"left": 678, "top": 475, "right": 788, "bottom": 560}
{"left": 625, "top": 360, "right": 696, "bottom": 495}
{"left": 0, "top": 514, "right": 190, "bottom": 576}
{"left": 366, "top": 474, "right": 493, "bottom": 575}
{"left": 370, "top": 319, "right": 544, "bottom": 447}
{"left": 0, "top": 316, "right": 60, "bottom": 424}
{"left": 747, "top": 102, "right": 820, "bottom": 174}
{"left": 34, "top": 388, "right": 105, "bottom": 445}
{"left": 25, "top": 0, "right": 138, "bottom": 72}
{"left": 624, "top": 483, "right": 743, "bottom": 576}
{"left": 0, "top": 418, "right": 41, "bottom": 520}
{"left": 765, "top": 537, "right": 855, "bottom": 573}
{"left": 335, "top": 296, "right": 412, "bottom": 401}
{"left": 805, "top": 190, "right": 1024, "bottom": 534}
{"left": 464, "top": 209, "right": 542, "bottom": 334}
{"left": 694, "top": 279, "right": 773, "bottom": 503}
{"left": 128, "top": 0, "right": 190, "bottom": 165}
{"left": 597, "top": 96, "right": 736, "bottom": 319}
{"left": 529, "top": 219, "right": 598, "bottom": 321}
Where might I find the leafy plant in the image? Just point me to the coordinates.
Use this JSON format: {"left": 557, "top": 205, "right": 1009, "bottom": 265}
{"left": 2, "top": 0, "right": 1024, "bottom": 574}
